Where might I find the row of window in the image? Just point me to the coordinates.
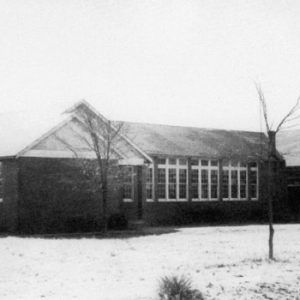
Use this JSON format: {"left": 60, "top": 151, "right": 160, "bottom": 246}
{"left": 144, "top": 158, "right": 258, "bottom": 202}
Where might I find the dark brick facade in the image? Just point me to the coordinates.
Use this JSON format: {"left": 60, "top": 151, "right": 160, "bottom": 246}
{"left": 0, "top": 157, "right": 290, "bottom": 234}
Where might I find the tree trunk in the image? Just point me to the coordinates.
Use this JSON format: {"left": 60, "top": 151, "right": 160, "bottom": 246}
{"left": 267, "top": 141, "right": 275, "bottom": 260}
{"left": 102, "top": 182, "right": 108, "bottom": 233}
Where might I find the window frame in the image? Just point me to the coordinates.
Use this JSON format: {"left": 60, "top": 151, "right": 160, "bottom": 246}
{"left": 157, "top": 158, "right": 188, "bottom": 202}
{"left": 223, "top": 161, "right": 248, "bottom": 201}
{"left": 122, "top": 166, "right": 134, "bottom": 202}
{"left": 192, "top": 159, "right": 219, "bottom": 202}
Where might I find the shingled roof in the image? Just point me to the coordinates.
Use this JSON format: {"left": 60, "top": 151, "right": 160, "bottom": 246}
{"left": 0, "top": 101, "right": 273, "bottom": 161}
{"left": 121, "top": 121, "right": 270, "bottom": 161}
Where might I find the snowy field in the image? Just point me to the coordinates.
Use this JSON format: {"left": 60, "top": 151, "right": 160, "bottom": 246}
{"left": 1, "top": 225, "right": 300, "bottom": 300}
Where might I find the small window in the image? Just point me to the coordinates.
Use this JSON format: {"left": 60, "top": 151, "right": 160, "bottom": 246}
{"left": 169, "top": 158, "right": 176, "bottom": 165}
{"left": 201, "top": 160, "right": 209, "bottom": 166}
{"left": 179, "top": 158, "right": 187, "bottom": 166}
{"left": 191, "top": 159, "right": 199, "bottom": 166}
{"left": 211, "top": 160, "right": 218, "bottom": 167}
{"left": 157, "top": 158, "right": 166, "bottom": 165}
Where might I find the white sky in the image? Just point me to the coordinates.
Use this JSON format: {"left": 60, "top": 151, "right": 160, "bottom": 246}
{"left": 0, "top": 0, "right": 300, "bottom": 131}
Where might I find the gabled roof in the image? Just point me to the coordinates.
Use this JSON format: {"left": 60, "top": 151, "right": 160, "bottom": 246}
{"left": 277, "top": 130, "right": 300, "bottom": 166}
{"left": 121, "top": 121, "right": 270, "bottom": 160}
{"left": 0, "top": 100, "right": 271, "bottom": 162}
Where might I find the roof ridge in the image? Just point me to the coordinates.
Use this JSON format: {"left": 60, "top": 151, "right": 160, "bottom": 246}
{"left": 116, "top": 120, "right": 265, "bottom": 135}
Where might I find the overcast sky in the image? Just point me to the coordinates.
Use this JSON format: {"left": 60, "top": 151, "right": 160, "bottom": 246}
{"left": 0, "top": 0, "right": 300, "bottom": 131}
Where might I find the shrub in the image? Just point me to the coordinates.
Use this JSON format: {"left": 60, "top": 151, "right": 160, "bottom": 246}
{"left": 107, "top": 213, "right": 128, "bottom": 230}
{"left": 158, "top": 275, "right": 204, "bottom": 300}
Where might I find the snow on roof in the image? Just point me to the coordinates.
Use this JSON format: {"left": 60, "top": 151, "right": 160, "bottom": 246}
{"left": 0, "top": 111, "right": 68, "bottom": 157}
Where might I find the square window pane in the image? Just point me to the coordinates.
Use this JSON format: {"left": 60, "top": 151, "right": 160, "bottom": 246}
{"left": 169, "top": 158, "right": 176, "bottom": 165}
{"left": 191, "top": 159, "right": 199, "bottom": 166}
{"left": 179, "top": 158, "right": 187, "bottom": 165}
{"left": 157, "top": 158, "right": 166, "bottom": 164}
{"left": 201, "top": 160, "right": 209, "bottom": 166}
{"left": 211, "top": 160, "right": 218, "bottom": 166}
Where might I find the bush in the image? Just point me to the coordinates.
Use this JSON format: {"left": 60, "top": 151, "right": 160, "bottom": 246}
{"left": 107, "top": 213, "right": 128, "bottom": 230}
{"left": 158, "top": 275, "right": 204, "bottom": 300}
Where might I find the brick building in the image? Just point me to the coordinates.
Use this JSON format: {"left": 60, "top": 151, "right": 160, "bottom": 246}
{"left": 0, "top": 101, "right": 288, "bottom": 233}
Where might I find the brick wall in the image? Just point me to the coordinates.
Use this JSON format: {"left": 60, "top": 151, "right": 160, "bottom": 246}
{"left": 0, "top": 160, "right": 19, "bottom": 232}
{"left": 17, "top": 157, "right": 122, "bottom": 233}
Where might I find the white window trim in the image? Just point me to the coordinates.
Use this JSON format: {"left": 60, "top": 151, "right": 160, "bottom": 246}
{"left": 223, "top": 162, "right": 251, "bottom": 201}
{"left": 158, "top": 158, "right": 188, "bottom": 202}
{"left": 192, "top": 159, "right": 219, "bottom": 201}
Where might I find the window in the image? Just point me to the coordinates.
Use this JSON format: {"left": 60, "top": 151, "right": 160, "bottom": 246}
{"left": 191, "top": 169, "right": 199, "bottom": 199}
{"left": 0, "top": 162, "right": 3, "bottom": 202}
{"left": 201, "top": 169, "right": 209, "bottom": 199}
{"left": 223, "top": 161, "right": 249, "bottom": 201}
{"left": 240, "top": 170, "right": 247, "bottom": 199}
{"left": 146, "top": 167, "right": 153, "bottom": 201}
{"left": 222, "top": 170, "right": 229, "bottom": 199}
{"left": 123, "top": 167, "right": 133, "bottom": 202}
{"left": 231, "top": 170, "right": 238, "bottom": 199}
{"left": 179, "top": 169, "right": 187, "bottom": 199}
{"left": 211, "top": 170, "right": 218, "bottom": 199}
{"left": 157, "top": 158, "right": 187, "bottom": 201}
{"left": 168, "top": 168, "right": 177, "bottom": 199}
{"left": 192, "top": 159, "right": 219, "bottom": 201}
{"left": 158, "top": 168, "right": 166, "bottom": 199}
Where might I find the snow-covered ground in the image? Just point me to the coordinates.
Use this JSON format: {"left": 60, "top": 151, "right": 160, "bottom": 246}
{"left": 1, "top": 225, "right": 300, "bottom": 300}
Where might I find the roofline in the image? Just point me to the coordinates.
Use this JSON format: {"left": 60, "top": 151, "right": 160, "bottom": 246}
{"left": 16, "top": 115, "right": 75, "bottom": 158}
{"left": 67, "top": 100, "right": 153, "bottom": 163}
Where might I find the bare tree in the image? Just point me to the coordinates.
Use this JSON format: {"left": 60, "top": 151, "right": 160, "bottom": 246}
{"left": 256, "top": 84, "right": 300, "bottom": 259}
{"left": 55, "top": 104, "right": 126, "bottom": 232}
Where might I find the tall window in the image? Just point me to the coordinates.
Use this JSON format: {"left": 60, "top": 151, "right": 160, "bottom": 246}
{"left": 157, "top": 168, "right": 166, "bottom": 199}
{"left": 191, "top": 169, "right": 199, "bottom": 199}
{"left": 168, "top": 168, "right": 177, "bottom": 199}
{"left": 157, "top": 158, "right": 187, "bottom": 201}
{"left": 123, "top": 166, "right": 133, "bottom": 202}
{"left": 146, "top": 166, "right": 153, "bottom": 201}
{"left": 179, "top": 169, "right": 187, "bottom": 199}
{"left": 223, "top": 161, "right": 249, "bottom": 201}
{"left": 192, "top": 159, "right": 219, "bottom": 201}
